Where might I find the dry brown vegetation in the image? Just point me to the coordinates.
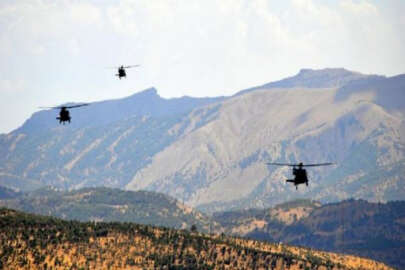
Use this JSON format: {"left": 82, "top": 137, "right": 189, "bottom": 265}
{"left": 214, "top": 199, "right": 405, "bottom": 269}
{"left": 0, "top": 208, "right": 393, "bottom": 270}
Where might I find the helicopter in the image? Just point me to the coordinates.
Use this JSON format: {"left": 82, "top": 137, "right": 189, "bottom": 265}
{"left": 266, "top": 162, "right": 334, "bottom": 190}
{"left": 40, "top": 104, "right": 89, "bottom": 124}
{"left": 110, "top": 65, "right": 140, "bottom": 79}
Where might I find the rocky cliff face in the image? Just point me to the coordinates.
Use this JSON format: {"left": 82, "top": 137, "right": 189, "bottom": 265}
{"left": 1, "top": 68, "right": 404, "bottom": 212}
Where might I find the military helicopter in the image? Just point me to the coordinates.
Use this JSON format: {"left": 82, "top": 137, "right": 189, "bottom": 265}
{"left": 40, "top": 104, "right": 89, "bottom": 124}
{"left": 266, "top": 162, "right": 334, "bottom": 190}
{"left": 110, "top": 65, "right": 140, "bottom": 79}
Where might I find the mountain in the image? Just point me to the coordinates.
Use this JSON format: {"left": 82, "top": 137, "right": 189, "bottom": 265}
{"left": 236, "top": 68, "right": 384, "bottom": 96}
{"left": 0, "top": 185, "right": 21, "bottom": 199}
{"left": 213, "top": 199, "right": 405, "bottom": 269}
{"left": 0, "top": 187, "right": 220, "bottom": 232}
{"left": 0, "top": 208, "right": 393, "bottom": 270}
{"left": 126, "top": 69, "right": 405, "bottom": 211}
{"left": 0, "top": 88, "right": 223, "bottom": 191}
{"left": 0, "top": 68, "right": 404, "bottom": 211}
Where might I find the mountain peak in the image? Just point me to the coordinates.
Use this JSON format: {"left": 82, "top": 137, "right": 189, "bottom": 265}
{"left": 130, "top": 87, "right": 159, "bottom": 98}
{"left": 235, "top": 67, "right": 380, "bottom": 96}
{"left": 300, "top": 67, "right": 351, "bottom": 72}
{"left": 297, "top": 67, "right": 360, "bottom": 77}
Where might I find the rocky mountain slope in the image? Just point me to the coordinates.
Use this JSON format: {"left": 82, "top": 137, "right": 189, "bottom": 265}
{"left": 0, "top": 208, "right": 393, "bottom": 270}
{"left": 127, "top": 69, "right": 405, "bottom": 211}
{"left": 213, "top": 199, "right": 405, "bottom": 269}
{"left": 0, "top": 89, "right": 223, "bottom": 191}
{"left": 0, "top": 187, "right": 219, "bottom": 232}
{"left": 0, "top": 68, "right": 404, "bottom": 211}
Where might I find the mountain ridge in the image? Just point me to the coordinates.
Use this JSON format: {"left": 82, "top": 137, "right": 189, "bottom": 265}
{"left": 235, "top": 67, "right": 385, "bottom": 96}
{"left": 17, "top": 87, "right": 225, "bottom": 133}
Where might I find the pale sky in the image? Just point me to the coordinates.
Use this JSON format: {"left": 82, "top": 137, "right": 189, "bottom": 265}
{"left": 1, "top": 0, "right": 404, "bottom": 134}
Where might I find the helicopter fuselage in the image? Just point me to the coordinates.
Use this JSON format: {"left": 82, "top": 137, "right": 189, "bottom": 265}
{"left": 286, "top": 166, "right": 309, "bottom": 189}
{"left": 40, "top": 103, "right": 88, "bottom": 124}
{"left": 267, "top": 161, "right": 333, "bottom": 190}
{"left": 116, "top": 66, "right": 126, "bottom": 79}
{"left": 57, "top": 107, "right": 71, "bottom": 124}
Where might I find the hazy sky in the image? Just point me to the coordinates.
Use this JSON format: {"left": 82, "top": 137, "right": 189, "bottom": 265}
{"left": 1, "top": 0, "right": 404, "bottom": 134}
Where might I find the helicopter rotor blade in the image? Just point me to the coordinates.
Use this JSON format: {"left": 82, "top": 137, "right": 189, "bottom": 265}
{"left": 123, "top": 65, "right": 140, "bottom": 69}
{"left": 301, "top": 163, "right": 334, "bottom": 167}
{"left": 39, "top": 103, "right": 89, "bottom": 110}
{"left": 266, "top": 163, "right": 298, "bottom": 167}
{"left": 64, "top": 103, "right": 90, "bottom": 109}
{"left": 266, "top": 162, "right": 334, "bottom": 167}
{"left": 38, "top": 106, "right": 62, "bottom": 109}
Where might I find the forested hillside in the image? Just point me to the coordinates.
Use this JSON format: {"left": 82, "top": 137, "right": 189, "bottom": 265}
{"left": 0, "top": 187, "right": 219, "bottom": 232}
{"left": 214, "top": 199, "right": 405, "bottom": 269}
{"left": 0, "top": 208, "right": 393, "bottom": 270}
